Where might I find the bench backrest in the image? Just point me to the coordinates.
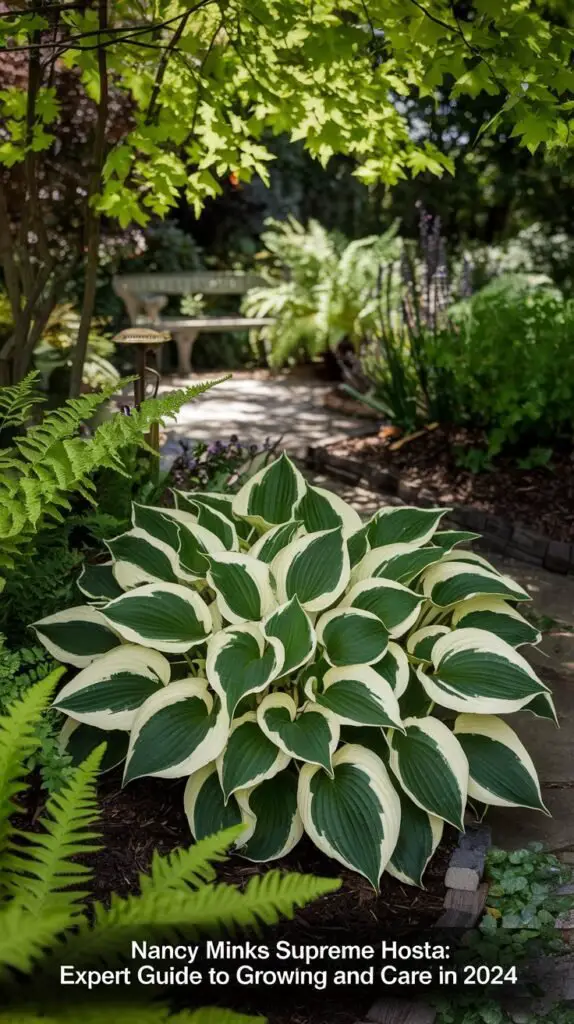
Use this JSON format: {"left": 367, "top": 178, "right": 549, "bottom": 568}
{"left": 113, "top": 271, "right": 266, "bottom": 298}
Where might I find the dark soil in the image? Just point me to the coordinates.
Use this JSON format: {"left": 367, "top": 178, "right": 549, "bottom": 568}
{"left": 330, "top": 424, "right": 574, "bottom": 543}
{"left": 17, "top": 770, "right": 455, "bottom": 1024}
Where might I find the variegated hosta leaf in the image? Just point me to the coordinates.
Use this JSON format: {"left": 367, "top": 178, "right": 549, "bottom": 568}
{"left": 216, "top": 712, "right": 290, "bottom": 801}
{"left": 177, "top": 501, "right": 240, "bottom": 553}
{"left": 451, "top": 596, "right": 541, "bottom": 648}
{"left": 353, "top": 544, "right": 444, "bottom": 586}
{"left": 207, "top": 552, "right": 276, "bottom": 625}
{"left": 53, "top": 645, "right": 170, "bottom": 731}
{"left": 77, "top": 561, "right": 123, "bottom": 603}
{"left": 103, "top": 583, "right": 212, "bottom": 654}
{"left": 347, "top": 523, "right": 370, "bottom": 568}
{"left": 132, "top": 503, "right": 227, "bottom": 580}
{"left": 124, "top": 679, "right": 229, "bottom": 783}
{"left": 407, "top": 626, "right": 451, "bottom": 663}
{"left": 59, "top": 717, "right": 129, "bottom": 772}
{"left": 439, "top": 549, "right": 504, "bottom": 574}
{"left": 206, "top": 624, "right": 284, "bottom": 719}
{"left": 264, "top": 596, "right": 316, "bottom": 677}
{"left": 33, "top": 605, "right": 122, "bottom": 668}
{"left": 432, "top": 530, "right": 480, "bottom": 553}
{"left": 371, "top": 642, "right": 410, "bottom": 699}
{"left": 524, "top": 690, "right": 559, "bottom": 724}
{"left": 249, "top": 521, "right": 302, "bottom": 563}
{"left": 232, "top": 452, "right": 306, "bottom": 531}
{"left": 419, "top": 628, "right": 549, "bottom": 714}
{"left": 257, "top": 693, "right": 339, "bottom": 774}
{"left": 454, "top": 714, "right": 548, "bottom": 813}
{"left": 387, "top": 789, "right": 444, "bottom": 888}
{"left": 185, "top": 763, "right": 243, "bottom": 840}
{"left": 388, "top": 716, "right": 468, "bottom": 831}
{"left": 367, "top": 507, "right": 448, "bottom": 549}
{"left": 342, "top": 578, "right": 424, "bottom": 638}
{"left": 273, "top": 527, "right": 350, "bottom": 613}
{"left": 107, "top": 527, "right": 181, "bottom": 589}
{"left": 235, "top": 770, "right": 303, "bottom": 861}
{"left": 298, "top": 744, "right": 401, "bottom": 889}
{"left": 421, "top": 561, "right": 529, "bottom": 608}
{"left": 316, "top": 608, "right": 388, "bottom": 667}
{"left": 399, "top": 668, "right": 434, "bottom": 719}
{"left": 314, "top": 664, "right": 403, "bottom": 731}
{"left": 295, "top": 484, "right": 362, "bottom": 539}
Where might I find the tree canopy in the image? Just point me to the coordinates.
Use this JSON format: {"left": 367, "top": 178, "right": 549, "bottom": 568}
{"left": 1, "top": 0, "right": 573, "bottom": 387}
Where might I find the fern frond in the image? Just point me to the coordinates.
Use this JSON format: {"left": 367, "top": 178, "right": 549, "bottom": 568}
{"left": 140, "top": 825, "right": 244, "bottom": 896}
{"left": 0, "top": 372, "right": 43, "bottom": 434}
{"left": 0, "top": 671, "right": 64, "bottom": 872}
{"left": 183, "top": 1011, "right": 264, "bottom": 1024}
{"left": 3, "top": 745, "right": 104, "bottom": 917}
{"left": 0, "top": 903, "right": 70, "bottom": 977}
{"left": 73, "top": 870, "right": 340, "bottom": 965}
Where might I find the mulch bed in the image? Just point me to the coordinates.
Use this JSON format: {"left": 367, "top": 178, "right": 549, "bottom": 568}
{"left": 16, "top": 771, "right": 456, "bottom": 1024}
{"left": 330, "top": 424, "right": 574, "bottom": 544}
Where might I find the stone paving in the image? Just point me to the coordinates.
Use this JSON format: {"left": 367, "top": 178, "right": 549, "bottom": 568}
{"left": 162, "top": 372, "right": 574, "bottom": 857}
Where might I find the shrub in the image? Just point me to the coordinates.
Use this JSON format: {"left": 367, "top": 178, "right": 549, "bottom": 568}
{"left": 433, "top": 273, "right": 574, "bottom": 457}
{"left": 0, "top": 673, "right": 338, "bottom": 1021}
{"left": 34, "top": 456, "right": 553, "bottom": 889}
{"left": 242, "top": 216, "right": 402, "bottom": 367}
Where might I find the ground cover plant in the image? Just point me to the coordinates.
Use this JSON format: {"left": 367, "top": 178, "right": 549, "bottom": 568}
{"left": 34, "top": 455, "right": 555, "bottom": 890}
{"left": 0, "top": 672, "right": 337, "bottom": 1023}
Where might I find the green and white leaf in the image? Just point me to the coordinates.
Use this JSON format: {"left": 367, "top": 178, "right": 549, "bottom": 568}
{"left": 257, "top": 692, "right": 339, "bottom": 774}
{"left": 103, "top": 582, "right": 212, "bottom": 653}
{"left": 419, "top": 628, "right": 548, "bottom": 714}
{"left": 432, "top": 530, "right": 480, "bottom": 553}
{"left": 264, "top": 596, "right": 316, "bottom": 677}
{"left": 407, "top": 626, "right": 451, "bottom": 663}
{"left": 158, "top": 508, "right": 228, "bottom": 580}
{"left": 388, "top": 716, "right": 468, "bottom": 830}
{"left": 352, "top": 543, "right": 444, "bottom": 585}
{"left": 273, "top": 527, "right": 350, "bottom": 613}
{"left": 33, "top": 605, "right": 121, "bottom": 668}
{"left": 371, "top": 642, "right": 410, "bottom": 699}
{"left": 249, "top": 520, "right": 302, "bottom": 563}
{"left": 342, "top": 578, "right": 423, "bottom": 638}
{"left": 107, "top": 527, "right": 180, "bottom": 589}
{"left": 347, "top": 523, "right": 370, "bottom": 568}
{"left": 451, "top": 597, "right": 541, "bottom": 648}
{"left": 124, "top": 679, "right": 229, "bottom": 783}
{"left": 184, "top": 763, "right": 243, "bottom": 840}
{"left": 216, "top": 711, "right": 290, "bottom": 802}
{"left": 207, "top": 552, "right": 276, "bottom": 624}
{"left": 174, "top": 489, "right": 234, "bottom": 518}
{"left": 524, "top": 690, "right": 559, "bottom": 725}
{"left": 232, "top": 452, "right": 306, "bottom": 530}
{"left": 368, "top": 506, "right": 448, "bottom": 549}
{"left": 59, "top": 717, "right": 129, "bottom": 773}
{"left": 235, "top": 770, "right": 303, "bottom": 861}
{"left": 298, "top": 744, "right": 401, "bottom": 889}
{"left": 206, "top": 624, "right": 284, "bottom": 719}
{"left": 421, "top": 561, "right": 530, "bottom": 608}
{"left": 53, "top": 644, "right": 170, "bottom": 731}
{"left": 454, "top": 714, "right": 548, "bottom": 813}
{"left": 316, "top": 607, "right": 388, "bottom": 667}
{"left": 387, "top": 789, "right": 444, "bottom": 888}
{"left": 295, "top": 484, "right": 362, "bottom": 538}
{"left": 314, "top": 664, "right": 404, "bottom": 731}
{"left": 77, "top": 561, "right": 123, "bottom": 603}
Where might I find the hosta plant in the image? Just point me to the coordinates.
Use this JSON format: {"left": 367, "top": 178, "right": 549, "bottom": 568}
{"left": 33, "top": 455, "right": 555, "bottom": 889}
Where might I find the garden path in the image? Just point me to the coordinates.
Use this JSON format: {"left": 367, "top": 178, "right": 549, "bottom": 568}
{"left": 162, "top": 372, "right": 574, "bottom": 857}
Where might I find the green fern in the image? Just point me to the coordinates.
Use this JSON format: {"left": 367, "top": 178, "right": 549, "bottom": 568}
{"left": 0, "top": 375, "right": 224, "bottom": 586}
{"left": 0, "top": 1008, "right": 262, "bottom": 1024}
{"left": 0, "top": 372, "right": 44, "bottom": 433}
{"left": 0, "top": 676, "right": 341, "bottom": 1020}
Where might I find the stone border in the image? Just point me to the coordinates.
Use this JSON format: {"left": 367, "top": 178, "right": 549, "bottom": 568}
{"left": 358, "top": 826, "right": 491, "bottom": 1024}
{"left": 307, "top": 433, "right": 574, "bottom": 576}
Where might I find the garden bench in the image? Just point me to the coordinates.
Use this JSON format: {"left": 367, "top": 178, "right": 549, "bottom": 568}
{"left": 112, "top": 270, "right": 273, "bottom": 374}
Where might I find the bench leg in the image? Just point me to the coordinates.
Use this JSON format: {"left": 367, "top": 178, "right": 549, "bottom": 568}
{"left": 172, "top": 329, "right": 199, "bottom": 375}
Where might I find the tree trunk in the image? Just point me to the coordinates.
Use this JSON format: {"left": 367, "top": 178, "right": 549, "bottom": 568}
{"left": 69, "top": 0, "right": 108, "bottom": 398}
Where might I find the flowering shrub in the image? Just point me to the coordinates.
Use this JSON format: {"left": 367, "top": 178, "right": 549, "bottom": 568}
{"left": 34, "top": 456, "right": 553, "bottom": 888}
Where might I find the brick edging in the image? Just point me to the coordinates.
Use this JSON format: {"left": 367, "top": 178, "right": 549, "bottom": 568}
{"left": 360, "top": 826, "right": 491, "bottom": 1024}
{"left": 307, "top": 436, "right": 574, "bottom": 576}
